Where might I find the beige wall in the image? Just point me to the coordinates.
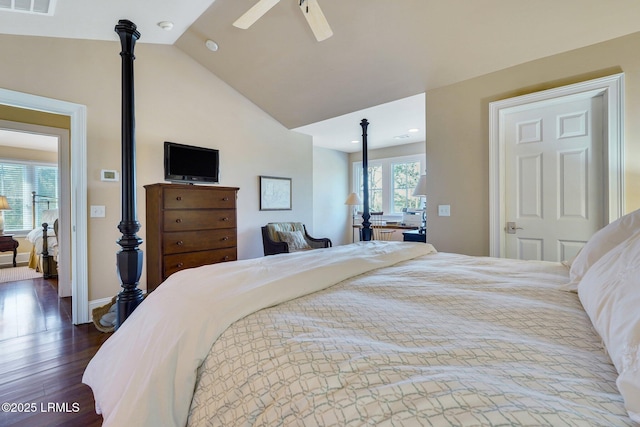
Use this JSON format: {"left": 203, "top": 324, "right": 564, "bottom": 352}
{"left": 0, "top": 105, "right": 70, "bottom": 129}
{"left": 426, "top": 31, "right": 640, "bottom": 255}
{"left": 0, "top": 35, "right": 314, "bottom": 301}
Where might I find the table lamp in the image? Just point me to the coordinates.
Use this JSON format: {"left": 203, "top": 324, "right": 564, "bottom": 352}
{"left": 344, "top": 192, "right": 362, "bottom": 242}
{"left": 412, "top": 175, "right": 427, "bottom": 233}
{"left": 0, "top": 196, "right": 11, "bottom": 234}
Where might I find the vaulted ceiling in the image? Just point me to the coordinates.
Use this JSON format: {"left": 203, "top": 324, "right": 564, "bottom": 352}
{"left": 2, "top": 0, "right": 640, "bottom": 150}
{"left": 176, "top": 0, "right": 640, "bottom": 129}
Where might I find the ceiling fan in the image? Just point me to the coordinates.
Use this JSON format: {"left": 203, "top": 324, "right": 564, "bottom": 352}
{"left": 233, "top": 0, "right": 333, "bottom": 42}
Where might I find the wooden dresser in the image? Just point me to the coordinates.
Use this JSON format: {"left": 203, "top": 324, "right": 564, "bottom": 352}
{"left": 144, "top": 183, "right": 239, "bottom": 292}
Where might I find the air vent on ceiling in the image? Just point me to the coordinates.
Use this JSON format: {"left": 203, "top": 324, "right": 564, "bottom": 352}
{"left": 0, "top": 0, "right": 56, "bottom": 15}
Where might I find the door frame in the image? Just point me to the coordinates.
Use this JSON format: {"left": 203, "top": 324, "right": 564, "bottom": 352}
{"left": 0, "top": 87, "right": 89, "bottom": 324}
{"left": 489, "top": 73, "right": 624, "bottom": 258}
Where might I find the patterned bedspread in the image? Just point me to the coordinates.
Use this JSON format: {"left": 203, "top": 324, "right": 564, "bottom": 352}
{"left": 188, "top": 252, "right": 631, "bottom": 426}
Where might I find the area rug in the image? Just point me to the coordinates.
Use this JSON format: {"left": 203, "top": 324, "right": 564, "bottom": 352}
{"left": 0, "top": 266, "right": 43, "bottom": 284}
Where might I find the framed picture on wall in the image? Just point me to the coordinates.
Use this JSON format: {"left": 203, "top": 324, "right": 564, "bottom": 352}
{"left": 260, "top": 176, "right": 292, "bottom": 210}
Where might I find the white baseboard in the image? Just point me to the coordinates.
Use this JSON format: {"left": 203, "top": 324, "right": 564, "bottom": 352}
{"left": 88, "top": 292, "right": 147, "bottom": 317}
{"left": 0, "top": 252, "right": 30, "bottom": 268}
{"left": 89, "top": 297, "right": 114, "bottom": 316}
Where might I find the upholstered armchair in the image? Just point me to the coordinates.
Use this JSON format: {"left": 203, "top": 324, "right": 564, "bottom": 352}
{"left": 261, "top": 222, "right": 332, "bottom": 256}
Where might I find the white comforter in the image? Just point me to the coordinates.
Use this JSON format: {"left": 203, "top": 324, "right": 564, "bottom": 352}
{"left": 187, "top": 251, "right": 631, "bottom": 426}
{"left": 83, "top": 241, "right": 435, "bottom": 427}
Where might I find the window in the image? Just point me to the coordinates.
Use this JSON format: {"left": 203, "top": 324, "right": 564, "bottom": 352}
{"left": 353, "top": 154, "right": 424, "bottom": 216}
{"left": 363, "top": 164, "right": 383, "bottom": 212}
{"left": 392, "top": 160, "right": 421, "bottom": 213}
{"left": 0, "top": 160, "right": 58, "bottom": 233}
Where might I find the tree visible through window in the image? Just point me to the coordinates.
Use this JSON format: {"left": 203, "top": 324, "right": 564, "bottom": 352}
{"left": 353, "top": 155, "right": 424, "bottom": 216}
{"left": 0, "top": 160, "right": 58, "bottom": 232}
{"left": 393, "top": 161, "right": 421, "bottom": 212}
{"left": 360, "top": 165, "right": 383, "bottom": 213}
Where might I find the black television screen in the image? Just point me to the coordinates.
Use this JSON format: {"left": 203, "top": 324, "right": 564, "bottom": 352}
{"left": 164, "top": 141, "right": 219, "bottom": 184}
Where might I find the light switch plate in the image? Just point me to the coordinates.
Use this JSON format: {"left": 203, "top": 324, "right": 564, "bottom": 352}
{"left": 90, "top": 205, "right": 106, "bottom": 218}
{"left": 438, "top": 205, "right": 451, "bottom": 216}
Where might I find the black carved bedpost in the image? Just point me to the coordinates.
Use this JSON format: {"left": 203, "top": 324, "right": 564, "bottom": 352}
{"left": 114, "top": 20, "right": 144, "bottom": 329}
{"left": 360, "top": 119, "right": 372, "bottom": 241}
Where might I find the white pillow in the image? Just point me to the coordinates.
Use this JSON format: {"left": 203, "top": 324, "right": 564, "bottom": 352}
{"left": 41, "top": 209, "right": 58, "bottom": 226}
{"left": 578, "top": 231, "right": 640, "bottom": 422}
{"left": 567, "top": 208, "right": 640, "bottom": 290}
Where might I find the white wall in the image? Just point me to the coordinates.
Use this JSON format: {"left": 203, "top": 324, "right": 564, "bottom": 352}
{"left": 312, "top": 146, "right": 350, "bottom": 245}
{"left": 348, "top": 141, "right": 426, "bottom": 164}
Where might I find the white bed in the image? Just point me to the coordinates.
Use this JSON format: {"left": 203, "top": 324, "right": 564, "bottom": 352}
{"left": 25, "top": 208, "right": 58, "bottom": 277}
{"left": 25, "top": 222, "right": 57, "bottom": 256}
{"left": 83, "top": 208, "right": 640, "bottom": 426}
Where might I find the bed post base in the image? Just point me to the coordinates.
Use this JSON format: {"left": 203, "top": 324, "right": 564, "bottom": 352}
{"left": 41, "top": 222, "right": 58, "bottom": 279}
{"left": 115, "top": 19, "right": 144, "bottom": 329}
{"left": 360, "top": 119, "right": 372, "bottom": 241}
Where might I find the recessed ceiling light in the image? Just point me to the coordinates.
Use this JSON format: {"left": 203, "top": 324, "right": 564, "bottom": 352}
{"left": 157, "top": 21, "right": 174, "bottom": 31}
{"left": 205, "top": 39, "right": 219, "bottom": 52}
{"left": 394, "top": 134, "right": 410, "bottom": 139}
{"left": 408, "top": 128, "right": 419, "bottom": 133}
{"left": 351, "top": 140, "right": 359, "bottom": 144}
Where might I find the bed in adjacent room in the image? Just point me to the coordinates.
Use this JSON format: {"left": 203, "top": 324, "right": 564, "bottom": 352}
{"left": 26, "top": 194, "right": 58, "bottom": 279}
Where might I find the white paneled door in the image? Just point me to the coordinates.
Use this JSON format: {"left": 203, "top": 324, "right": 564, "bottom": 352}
{"left": 503, "top": 94, "right": 604, "bottom": 261}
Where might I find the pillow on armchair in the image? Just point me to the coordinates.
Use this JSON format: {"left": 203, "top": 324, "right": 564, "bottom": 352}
{"left": 262, "top": 222, "right": 332, "bottom": 256}
{"left": 277, "top": 230, "right": 312, "bottom": 252}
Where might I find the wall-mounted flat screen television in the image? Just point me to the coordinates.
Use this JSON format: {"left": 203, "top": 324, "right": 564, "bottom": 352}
{"left": 164, "top": 141, "right": 219, "bottom": 184}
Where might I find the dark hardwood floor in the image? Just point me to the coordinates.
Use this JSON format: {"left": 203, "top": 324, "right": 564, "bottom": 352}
{"left": 0, "top": 276, "right": 108, "bottom": 426}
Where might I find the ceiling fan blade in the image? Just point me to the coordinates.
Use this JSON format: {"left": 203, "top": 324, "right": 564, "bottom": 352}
{"left": 300, "top": 0, "right": 333, "bottom": 41}
{"left": 233, "top": 0, "right": 281, "bottom": 29}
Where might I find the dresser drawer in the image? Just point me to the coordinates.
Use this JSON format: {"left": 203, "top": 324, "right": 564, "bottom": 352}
{"left": 163, "top": 209, "right": 236, "bottom": 232}
{"left": 163, "top": 247, "right": 237, "bottom": 277}
{"left": 163, "top": 188, "right": 236, "bottom": 210}
{"left": 145, "top": 183, "right": 240, "bottom": 292}
{"left": 162, "top": 229, "right": 237, "bottom": 255}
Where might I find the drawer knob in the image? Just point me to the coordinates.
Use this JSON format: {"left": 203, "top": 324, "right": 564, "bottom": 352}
{"left": 176, "top": 196, "right": 182, "bottom": 201}
{"left": 221, "top": 236, "right": 229, "bottom": 241}
{"left": 222, "top": 217, "right": 229, "bottom": 221}
{"left": 177, "top": 262, "right": 184, "bottom": 268}
{"left": 223, "top": 256, "right": 229, "bottom": 261}
{"left": 176, "top": 218, "right": 182, "bottom": 223}
{"left": 222, "top": 197, "right": 229, "bottom": 201}
{"left": 176, "top": 240, "right": 184, "bottom": 246}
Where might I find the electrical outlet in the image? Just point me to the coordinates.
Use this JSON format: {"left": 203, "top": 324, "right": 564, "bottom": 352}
{"left": 90, "top": 205, "right": 106, "bottom": 218}
{"left": 438, "top": 204, "right": 451, "bottom": 217}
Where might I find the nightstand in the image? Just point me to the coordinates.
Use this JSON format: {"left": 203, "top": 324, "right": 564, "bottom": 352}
{"left": 402, "top": 229, "right": 427, "bottom": 243}
{"left": 0, "top": 234, "right": 19, "bottom": 267}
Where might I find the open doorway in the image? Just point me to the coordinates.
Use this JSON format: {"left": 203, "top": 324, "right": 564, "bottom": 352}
{"left": 0, "top": 120, "right": 71, "bottom": 295}
{"left": 0, "top": 88, "right": 88, "bottom": 324}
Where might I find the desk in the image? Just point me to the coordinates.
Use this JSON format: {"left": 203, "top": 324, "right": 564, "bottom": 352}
{"left": 0, "top": 234, "right": 19, "bottom": 267}
{"left": 402, "top": 229, "right": 427, "bottom": 243}
{"left": 353, "top": 224, "right": 418, "bottom": 242}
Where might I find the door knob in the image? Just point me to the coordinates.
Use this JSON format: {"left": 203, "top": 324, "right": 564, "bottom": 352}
{"left": 506, "top": 221, "right": 523, "bottom": 234}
